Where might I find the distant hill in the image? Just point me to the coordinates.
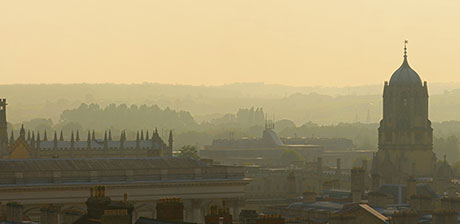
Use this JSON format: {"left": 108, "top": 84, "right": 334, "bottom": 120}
{"left": 2, "top": 82, "right": 460, "bottom": 125}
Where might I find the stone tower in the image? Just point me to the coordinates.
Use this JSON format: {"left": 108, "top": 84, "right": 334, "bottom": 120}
{"left": 0, "top": 98, "right": 8, "bottom": 157}
{"left": 373, "top": 42, "right": 436, "bottom": 184}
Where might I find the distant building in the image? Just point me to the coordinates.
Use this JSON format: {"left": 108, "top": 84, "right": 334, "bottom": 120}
{"left": 373, "top": 43, "right": 437, "bottom": 184}
{"left": 7, "top": 125, "right": 172, "bottom": 159}
{"left": 0, "top": 99, "right": 173, "bottom": 159}
{"left": 203, "top": 124, "right": 370, "bottom": 168}
{"left": 281, "top": 137, "right": 354, "bottom": 151}
{"left": 202, "top": 124, "right": 323, "bottom": 166}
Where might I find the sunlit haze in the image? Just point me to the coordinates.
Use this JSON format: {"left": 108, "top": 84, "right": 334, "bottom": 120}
{"left": 1, "top": 0, "right": 460, "bottom": 86}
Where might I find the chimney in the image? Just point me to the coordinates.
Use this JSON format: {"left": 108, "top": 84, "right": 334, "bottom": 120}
{"left": 156, "top": 198, "right": 184, "bottom": 222}
{"left": 205, "top": 202, "right": 232, "bottom": 224}
{"left": 391, "top": 209, "right": 418, "bottom": 224}
{"left": 40, "top": 204, "right": 61, "bottom": 224}
{"left": 255, "top": 214, "right": 284, "bottom": 224}
{"left": 6, "top": 202, "right": 23, "bottom": 223}
{"left": 351, "top": 167, "right": 365, "bottom": 203}
{"left": 86, "top": 186, "right": 111, "bottom": 220}
{"left": 239, "top": 210, "right": 258, "bottom": 224}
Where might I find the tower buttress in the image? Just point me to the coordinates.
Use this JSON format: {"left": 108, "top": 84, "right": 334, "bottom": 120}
{"left": 0, "top": 99, "right": 8, "bottom": 156}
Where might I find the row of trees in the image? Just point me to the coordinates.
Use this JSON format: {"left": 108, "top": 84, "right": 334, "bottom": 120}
{"left": 60, "top": 103, "right": 197, "bottom": 131}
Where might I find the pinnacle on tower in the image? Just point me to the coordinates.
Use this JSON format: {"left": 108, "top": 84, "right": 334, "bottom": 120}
{"left": 9, "top": 130, "right": 14, "bottom": 145}
{"left": 59, "top": 131, "right": 64, "bottom": 141}
{"left": 87, "top": 130, "right": 91, "bottom": 149}
{"left": 70, "top": 131, "right": 75, "bottom": 149}
{"left": 103, "top": 131, "right": 108, "bottom": 149}
{"left": 53, "top": 131, "right": 58, "bottom": 149}
{"left": 36, "top": 132, "right": 41, "bottom": 149}
{"left": 20, "top": 124, "right": 25, "bottom": 138}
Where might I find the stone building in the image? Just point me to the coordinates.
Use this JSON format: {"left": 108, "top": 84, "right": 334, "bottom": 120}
{"left": 0, "top": 157, "right": 249, "bottom": 223}
{"left": 373, "top": 42, "right": 437, "bottom": 184}
{"left": 0, "top": 99, "right": 173, "bottom": 159}
{"left": 7, "top": 124, "right": 172, "bottom": 159}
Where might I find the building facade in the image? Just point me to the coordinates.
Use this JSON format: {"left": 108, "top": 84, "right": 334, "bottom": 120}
{"left": 7, "top": 125, "right": 172, "bottom": 159}
{"left": 0, "top": 157, "right": 249, "bottom": 223}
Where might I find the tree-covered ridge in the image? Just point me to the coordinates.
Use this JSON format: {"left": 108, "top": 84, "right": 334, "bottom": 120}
{"left": 60, "top": 103, "right": 197, "bottom": 131}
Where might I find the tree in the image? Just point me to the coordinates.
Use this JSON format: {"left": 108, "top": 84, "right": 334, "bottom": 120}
{"left": 177, "top": 145, "right": 199, "bottom": 159}
{"left": 280, "top": 149, "right": 305, "bottom": 162}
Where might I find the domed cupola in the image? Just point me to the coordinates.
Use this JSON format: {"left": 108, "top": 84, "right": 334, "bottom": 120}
{"left": 389, "top": 41, "right": 422, "bottom": 86}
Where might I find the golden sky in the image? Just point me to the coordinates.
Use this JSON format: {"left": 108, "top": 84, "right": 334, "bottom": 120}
{"left": 1, "top": 0, "right": 459, "bottom": 86}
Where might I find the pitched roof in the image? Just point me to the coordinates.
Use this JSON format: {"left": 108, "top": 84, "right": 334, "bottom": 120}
{"left": 339, "top": 203, "right": 388, "bottom": 223}
{"left": 0, "top": 157, "right": 209, "bottom": 172}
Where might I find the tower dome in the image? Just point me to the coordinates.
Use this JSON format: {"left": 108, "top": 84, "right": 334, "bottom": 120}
{"left": 389, "top": 42, "right": 422, "bottom": 86}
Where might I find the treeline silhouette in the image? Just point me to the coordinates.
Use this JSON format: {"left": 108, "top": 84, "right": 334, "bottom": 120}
{"left": 60, "top": 103, "right": 197, "bottom": 131}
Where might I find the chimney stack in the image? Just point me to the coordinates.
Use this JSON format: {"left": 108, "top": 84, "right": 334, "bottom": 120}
{"left": 351, "top": 167, "right": 365, "bottom": 203}
{"left": 6, "top": 202, "right": 23, "bottom": 223}
{"left": 156, "top": 198, "right": 184, "bottom": 222}
{"left": 391, "top": 209, "right": 418, "bottom": 224}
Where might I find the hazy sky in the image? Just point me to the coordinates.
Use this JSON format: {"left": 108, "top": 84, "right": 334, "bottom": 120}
{"left": 1, "top": 0, "right": 460, "bottom": 86}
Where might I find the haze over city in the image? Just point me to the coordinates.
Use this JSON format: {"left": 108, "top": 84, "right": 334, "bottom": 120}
{"left": 2, "top": 0, "right": 460, "bottom": 86}
{"left": 3, "top": 1, "right": 460, "bottom": 224}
